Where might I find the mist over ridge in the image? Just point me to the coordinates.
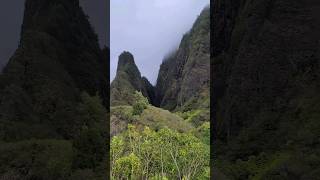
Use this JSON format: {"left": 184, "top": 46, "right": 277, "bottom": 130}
{"left": 111, "top": 0, "right": 210, "bottom": 84}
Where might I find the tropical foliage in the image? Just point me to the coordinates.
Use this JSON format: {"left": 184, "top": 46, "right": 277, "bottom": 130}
{"left": 111, "top": 125, "right": 209, "bottom": 180}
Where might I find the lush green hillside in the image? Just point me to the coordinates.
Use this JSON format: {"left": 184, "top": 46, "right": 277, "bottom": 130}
{"left": 110, "top": 92, "right": 210, "bottom": 179}
{"left": 212, "top": 0, "right": 320, "bottom": 179}
{"left": 111, "top": 105, "right": 193, "bottom": 136}
{"left": 110, "top": 91, "right": 196, "bottom": 136}
{"left": 0, "top": 0, "right": 108, "bottom": 179}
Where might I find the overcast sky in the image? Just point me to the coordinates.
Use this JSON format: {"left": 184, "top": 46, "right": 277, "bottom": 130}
{"left": 0, "top": 0, "right": 24, "bottom": 70}
{"left": 111, "top": 0, "right": 210, "bottom": 84}
{"left": 0, "top": 0, "right": 108, "bottom": 72}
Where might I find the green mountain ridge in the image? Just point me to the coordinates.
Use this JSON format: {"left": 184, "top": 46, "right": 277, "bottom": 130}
{"left": 0, "top": 0, "right": 108, "bottom": 179}
{"left": 110, "top": 51, "right": 153, "bottom": 106}
{"left": 155, "top": 7, "right": 210, "bottom": 112}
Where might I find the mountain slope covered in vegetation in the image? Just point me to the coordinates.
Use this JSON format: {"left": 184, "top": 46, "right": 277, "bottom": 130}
{"left": 212, "top": 0, "right": 320, "bottom": 179}
{"left": 155, "top": 7, "right": 210, "bottom": 112}
{"left": 0, "top": 0, "right": 108, "bottom": 179}
{"left": 110, "top": 51, "right": 154, "bottom": 106}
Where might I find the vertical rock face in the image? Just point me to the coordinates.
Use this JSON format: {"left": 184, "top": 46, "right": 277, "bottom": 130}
{"left": 0, "top": 0, "right": 108, "bottom": 139}
{"left": 213, "top": 0, "right": 320, "bottom": 178}
{"left": 155, "top": 7, "right": 210, "bottom": 111}
{"left": 110, "top": 51, "right": 152, "bottom": 106}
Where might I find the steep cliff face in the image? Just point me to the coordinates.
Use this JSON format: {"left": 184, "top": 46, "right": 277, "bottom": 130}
{"left": 155, "top": 7, "right": 210, "bottom": 111}
{"left": 110, "top": 52, "right": 154, "bottom": 106}
{"left": 213, "top": 0, "right": 320, "bottom": 179}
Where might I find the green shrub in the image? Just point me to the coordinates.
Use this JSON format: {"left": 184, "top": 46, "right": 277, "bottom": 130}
{"left": 132, "top": 91, "right": 148, "bottom": 116}
{"left": 113, "top": 153, "right": 141, "bottom": 179}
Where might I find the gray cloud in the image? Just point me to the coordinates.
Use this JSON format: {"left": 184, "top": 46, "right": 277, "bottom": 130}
{"left": 111, "top": 0, "right": 209, "bottom": 84}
